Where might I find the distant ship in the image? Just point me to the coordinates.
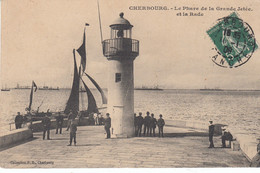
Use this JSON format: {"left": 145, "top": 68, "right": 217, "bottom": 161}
{"left": 135, "top": 85, "right": 163, "bottom": 91}
{"left": 1, "top": 85, "right": 10, "bottom": 91}
{"left": 14, "top": 83, "right": 30, "bottom": 89}
{"left": 39, "top": 86, "right": 59, "bottom": 90}
{"left": 200, "top": 87, "right": 223, "bottom": 91}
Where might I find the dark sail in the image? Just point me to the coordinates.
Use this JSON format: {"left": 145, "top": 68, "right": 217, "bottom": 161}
{"left": 76, "top": 29, "right": 86, "bottom": 72}
{"left": 81, "top": 78, "right": 98, "bottom": 114}
{"left": 28, "top": 81, "right": 37, "bottom": 111}
{"left": 84, "top": 72, "right": 107, "bottom": 104}
{"left": 64, "top": 49, "right": 79, "bottom": 114}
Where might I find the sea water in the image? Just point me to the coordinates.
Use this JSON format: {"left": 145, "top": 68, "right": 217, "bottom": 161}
{"left": 0, "top": 89, "right": 259, "bottom": 138}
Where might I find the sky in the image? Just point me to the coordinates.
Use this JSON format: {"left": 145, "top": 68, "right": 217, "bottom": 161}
{"left": 1, "top": 0, "right": 260, "bottom": 89}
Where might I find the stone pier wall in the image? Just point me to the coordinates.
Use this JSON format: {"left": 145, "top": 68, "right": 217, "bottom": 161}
{"left": 0, "top": 128, "right": 33, "bottom": 149}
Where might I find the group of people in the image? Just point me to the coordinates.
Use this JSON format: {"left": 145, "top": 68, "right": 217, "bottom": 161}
{"left": 41, "top": 111, "right": 111, "bottom": 145}
{"left": 134, "top": 112, "right": 165, "bottom": 137}
{"left": 41, "top": 111, "right": 78, "bottom": 146}
{"left": 93, "top": 113, "right": 104, "bottom": 126}
{"left": 209, "top": 121, "right": 260, "bottom": 167}
{"left": 208, "top": 121, "right": 234, "bottom": 148}
{"left": 14, "top": 112, "right": 27, "bottom": 129}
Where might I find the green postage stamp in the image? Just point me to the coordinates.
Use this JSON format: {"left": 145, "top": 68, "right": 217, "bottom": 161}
{"left": 207, "top": 12, "right": 258, "bottom": 68}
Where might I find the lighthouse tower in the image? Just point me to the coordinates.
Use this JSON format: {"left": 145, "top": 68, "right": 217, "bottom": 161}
{"left": 102, "top": 13, "right": 139, "bottom": 138}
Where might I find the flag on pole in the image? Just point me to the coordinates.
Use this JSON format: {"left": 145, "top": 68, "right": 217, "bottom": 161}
{"left": 28, "top": 80, "right": 37, "bottom": 111}
{"left": 32, "top": 80, "right": 37, "bottom": 92}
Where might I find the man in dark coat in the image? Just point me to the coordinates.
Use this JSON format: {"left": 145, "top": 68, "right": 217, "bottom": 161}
{"left": 67, "top": 118, "right": 77, "bottom": 146}
{"left": 149, "top": 113, "right": 157, "bottom": 137}
{"left": 104, "top": 113, "right": 111, "bottom": 139}
{"left": 66, "top": 111, "right": 73, "bottom": 131}
{"left": 157, "top": 114, "right": 165, "bottom": 137}
{"left": 221, "top": 128, "right": 233, "bottom": 148}
{"left": 56, "top": 112, "right": 64, "bottom": 134}
{"left": 134, "top": 113, "right": 137, "bottom": 134}
{"left": 208, "top": 121, "right": 215, "bottom": 148}
{"left": 143, "top": 111, "right": 151, "bottom": 136}
{"left": 136, "top": 112, "right": 143, "bottom": 137}
{"left": 15, "top": 112, "right": 23, "bottom": 129}
{"left": 42, "top": 114, "right": 51, "bottom": 140}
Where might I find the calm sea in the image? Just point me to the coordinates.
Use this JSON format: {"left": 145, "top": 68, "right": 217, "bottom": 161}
{"left": 0, "top": 89, "right": 259, "bottom": 138}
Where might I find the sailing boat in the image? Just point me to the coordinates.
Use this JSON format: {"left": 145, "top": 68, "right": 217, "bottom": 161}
{"left": 64, "top": 25, "right": 107, "bottom": 118}
{"left": 1, "top": 84, "right": 10, "bottom": 91}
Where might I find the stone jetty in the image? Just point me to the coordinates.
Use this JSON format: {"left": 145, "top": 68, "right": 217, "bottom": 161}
{"left": 0, "top": 123, "right": 249, "bottom": 168}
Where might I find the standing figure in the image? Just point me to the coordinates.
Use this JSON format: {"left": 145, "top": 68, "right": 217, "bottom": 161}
{"left": 15, "top": 112, "right": 23, "bottom": 129}
{"left": 66, "top": 111, "right": 73, "bottom": 131}
{"left": 149, "top": 113, "right": 157, "bottom": 137}
{"left": 99, "top": 114, "right": 104, "bottom": 125}
{"left": 136, "top": 112, "right": 144, "bottom": 137}
{"left": 68, "top": 118, "right": 77, "bottom": 146}
{"left": 157, "top": 114, "right": 165, "bottom": 137}
{"left": 134, "top": 113, "right": 137, "bottom": 134}
{"left": 42, "top": 114, "right": 51, "bottom": 140}
{"left": 143, "top": 111, "right": 151, "bottom": 136}
{"left": 96, "top": 113, "right": 101, "bottom": 125}
{"left": 56, "top": 112, "right": 64, "bottom": 134}
{"left": 250, "top": 138, "right": 260, "bottom": 167}
{"left": 104, "top": 113, "right": 111, "bottom": 139}
{"left": 208, "top": 121, "right": 215, "bottom": 148}
{"left": 93, "top": 113, "right": 98, "bottom": 125}
{"left": 221, "top": 127, "right": 233, "bottom": 148}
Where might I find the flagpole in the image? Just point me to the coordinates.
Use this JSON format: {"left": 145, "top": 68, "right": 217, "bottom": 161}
{"left": 97, "top": 0, "right": 103, "bottom": 43}
{"left": 82, "top": 23, "right": 89, "bottom": 75}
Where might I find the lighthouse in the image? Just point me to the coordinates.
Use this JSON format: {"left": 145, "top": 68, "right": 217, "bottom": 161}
{"left": 102, "top": 13, "right": 139, "bottom": 138}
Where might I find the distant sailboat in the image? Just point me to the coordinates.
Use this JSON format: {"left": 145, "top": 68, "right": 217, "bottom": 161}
{"left": 1, "top": 84, "right": 10, "bottom": 91}
{"left": 64, "top": 26, "right": 107, "bottom": 116}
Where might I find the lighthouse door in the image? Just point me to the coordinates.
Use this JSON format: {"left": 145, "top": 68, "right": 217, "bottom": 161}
{"left": 112, "top": 106, "right": 124, "bottom": 137}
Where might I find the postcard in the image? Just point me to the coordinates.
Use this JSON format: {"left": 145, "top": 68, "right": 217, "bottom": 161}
{"left": 0, "top": 0, "right": 260, "bottom": 170}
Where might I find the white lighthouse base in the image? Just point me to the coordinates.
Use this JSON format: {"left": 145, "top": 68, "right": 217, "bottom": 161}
{"left": 111, "top": 133, "right": 128, "bottom": 139}
{"left": 106, "top": 60, "right": 135, "bottom": 138}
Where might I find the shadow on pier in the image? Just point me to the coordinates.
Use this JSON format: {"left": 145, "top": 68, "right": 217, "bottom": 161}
{"left": 163, "top": 131, "right": 209, "bottom": 138}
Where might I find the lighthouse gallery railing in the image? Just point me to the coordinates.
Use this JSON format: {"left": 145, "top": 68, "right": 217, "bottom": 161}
{"left": 102, "top": 38, "right": 139, "bottom": 58}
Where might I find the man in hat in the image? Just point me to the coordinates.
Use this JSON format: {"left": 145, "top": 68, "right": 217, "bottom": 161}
{"left": 104, "top": 113, "right": 111, "bottom": 139}
{"left": 56, "top": 112, "right": 64, "bottom": 134}
{"left": 250, "top": 138, "right": 260, "bottom": 167}
{"left": 42, "top": 114, "right": 51, "bottom": 140}
{"left": 208, "top": 121, "right": 215, "bottom": 148}
{"left": 67, "top": 117, "right": 77, "bottom": 146}
{"left": 136, "top": 112, "right": 144, "bottom": 137}
{"left": 15, "top": 112, "right": 23, "bottom": 129}
{"left": 221, "top": 127, "right": 233, "bottom": 148}
{"left": 157, "top": 114, "right": 165, "bottom": 137}
{"left": 149, "top": 113, "right": 157, "bottom": 137}
{"left": 143, "top": 111, "right": 151, "bottom": 136}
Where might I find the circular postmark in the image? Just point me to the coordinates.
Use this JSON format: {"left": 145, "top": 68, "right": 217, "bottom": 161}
{"left": 207, "top": 12, "right": 258, "bottom": 68}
